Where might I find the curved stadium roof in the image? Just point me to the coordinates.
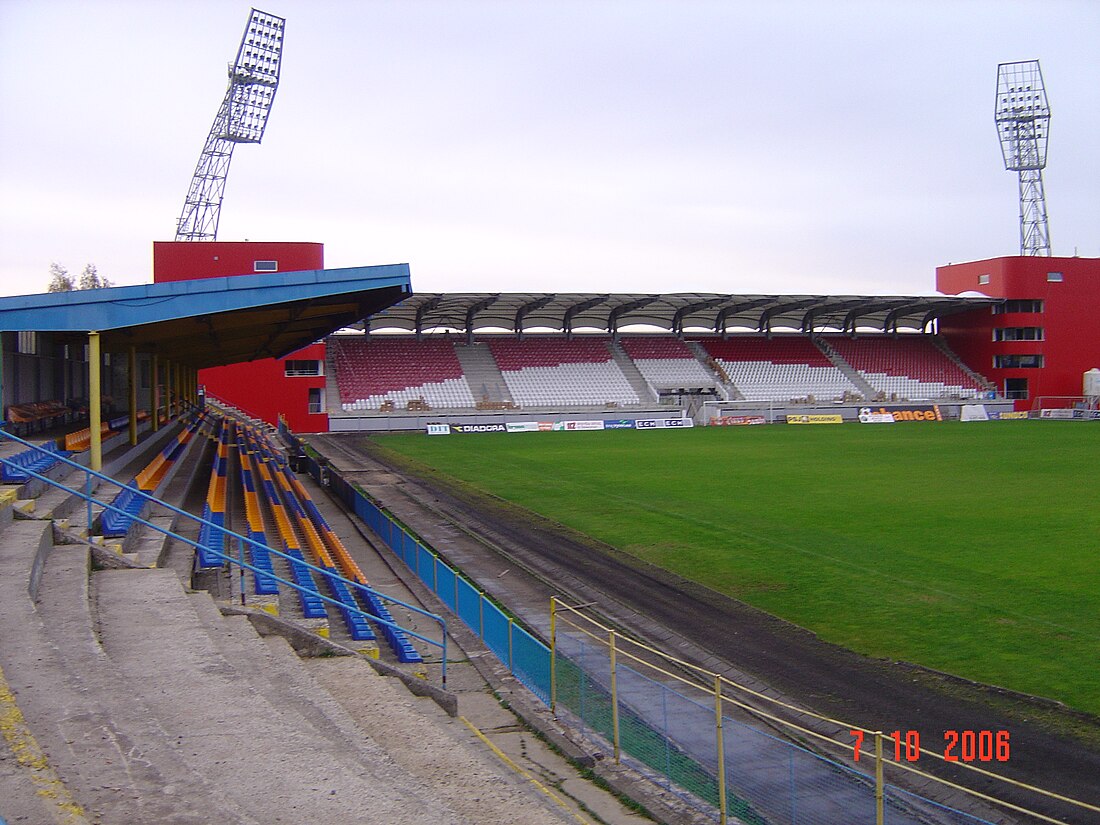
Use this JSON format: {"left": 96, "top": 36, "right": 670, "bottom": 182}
{"left": 357, "top": 292, "right": 999, "bottom": 337}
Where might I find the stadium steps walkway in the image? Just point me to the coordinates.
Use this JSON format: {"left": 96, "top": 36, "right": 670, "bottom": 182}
{"left": 0, "top": 520, "right": 251, "bottom": 825}
{"left": 931, "top": 334, "right": 997, "bottom": 391}
{"left": 93, "top": 567, "right": 462, "bottom": 825}
{"left": 686, "top": 340, "right": 739, "bottom": 400}
{"left": 453, "top": 341, "right": 515, "bottom": 406}
{"left": 324, "top": 343, "right": 342, "bottom": 417}
{"left": 814, "top": 336, "right": 877, "bottom": 399}
{"left": 608, "top": 340, "right": 658, "bottom": 404}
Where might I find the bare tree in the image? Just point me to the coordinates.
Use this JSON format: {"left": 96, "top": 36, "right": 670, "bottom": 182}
{"left": 48, "top": 262, "right": 113, "bottom": 292}
{"left": 47, "top": 262, "right": 75, "bottom": 292}
{"left": 78, "top": 263, "right": 112, "bottom": 290}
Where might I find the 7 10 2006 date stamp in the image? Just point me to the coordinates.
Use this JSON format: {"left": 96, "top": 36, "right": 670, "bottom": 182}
{"left": 850, "top": 729, "right": 1010, "bottom": 763}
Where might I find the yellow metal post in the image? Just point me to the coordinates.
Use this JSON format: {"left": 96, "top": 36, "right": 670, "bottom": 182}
{"left": 875, "top": 731, "right": 884, "bottom": 825}
{"left": 715, "top": 674, "right": 727, "bottom": 825}
{"left": 609, "top": 630, "right": 621, "bottom": 762}
{"left": 549, "top": 598, "right": 558, "bottom": 714}
{"left": 162, "top": 359, "right": 170, "bottom": 420}
{"left": 151, "top": 354, "right": 160, "bottom": 432}
{"left": 128, "top": 346, "right": 138, "bottom": 445}
{"left": 174, "top": 362, "right": 181, "bottom": 416}
{"left": 88, "top": 332, "right": 102, "bottom": 472}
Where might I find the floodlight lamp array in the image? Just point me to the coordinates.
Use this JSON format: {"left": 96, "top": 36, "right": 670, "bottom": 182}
{"left": 994, "top": 60, "right": 1050, "bottom": 171}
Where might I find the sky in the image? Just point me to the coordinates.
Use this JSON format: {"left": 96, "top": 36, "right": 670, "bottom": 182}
{"left": 0, "top": 0, "right": 1097, "bottom": 300}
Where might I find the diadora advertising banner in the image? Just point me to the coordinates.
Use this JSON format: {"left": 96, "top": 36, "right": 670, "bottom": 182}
{"left": 449, "top": 423, "right": 507, "bottom": 434}
{"left": 786, "top": 414, "right": 843, "bottom": 425}
{"left": 858, "top": 405, "right": 943, "bottom": 423}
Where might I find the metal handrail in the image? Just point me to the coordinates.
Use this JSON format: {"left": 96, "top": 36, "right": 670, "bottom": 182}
{"left": 0, "top": 428, "right": 448, "bottom": 685}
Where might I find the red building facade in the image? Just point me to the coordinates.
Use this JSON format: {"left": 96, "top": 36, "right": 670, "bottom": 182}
{"left": 937, "top": 256, "right": 1100, "bottom": 409}
{"left": 153, "top": 241, "right": 330, "bottom": 432}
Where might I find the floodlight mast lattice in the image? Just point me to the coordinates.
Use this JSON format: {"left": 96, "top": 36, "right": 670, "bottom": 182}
{"left": 994, "top": 60, "right": 1051, "bottom": 257}
{"left": 175, "top": 9, "right": 285, "bottom": 242}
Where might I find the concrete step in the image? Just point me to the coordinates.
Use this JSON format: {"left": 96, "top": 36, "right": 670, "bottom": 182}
{"left": 0, "top": 521, "right": 249, "bottom": 825}
{"left": 93, "top": 568, "right": 461, "bottom": 825}
{"left": 185, "top": 593, "right": 400, "bottom": 771}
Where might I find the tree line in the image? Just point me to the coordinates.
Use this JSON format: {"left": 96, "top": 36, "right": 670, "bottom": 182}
{"left": 47, "top": 262, "right": 113, "bottom": 292}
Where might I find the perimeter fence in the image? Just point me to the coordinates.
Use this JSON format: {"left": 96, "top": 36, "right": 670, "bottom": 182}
{"left": 279, "top": 422, "right": 1095, "bottom": 825}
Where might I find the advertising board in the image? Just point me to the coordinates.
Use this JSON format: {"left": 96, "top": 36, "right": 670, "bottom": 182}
{"left": 787, "top": 414, "right": 843, "bottom": 425}
{"left": 603, "top": 419, "right": 637, "bottom": 429}
{"left": 711, "top": 415, "right": 766, "bottom": 426}
{"left": 450, "top": 423, "right": 507, "bottom": 433}
{"left": 505, "top": 422, "right": 541, "bottom": 433}
{"left": 426, "top": 423, "right": 451, "bottom": 435}
{"left": 552, "top": 420, "right": 605, "bottom": 431}
{"left": 857, "top": 405, "right": 943, "bottom": 423}
{"left": 635, "top": 417, "right": 694, "bottom": 430}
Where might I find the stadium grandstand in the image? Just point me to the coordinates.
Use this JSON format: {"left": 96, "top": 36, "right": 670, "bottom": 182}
{"left": 2, "top": 242, "right": 1098, "bottom": 825}
{"left": 318, "top": 291, "right": 1003, "bottom": 431}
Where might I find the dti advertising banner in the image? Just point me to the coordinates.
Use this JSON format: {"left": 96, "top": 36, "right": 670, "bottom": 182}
{"left": 426, "top": 423, "right": 451, "bottom": 435}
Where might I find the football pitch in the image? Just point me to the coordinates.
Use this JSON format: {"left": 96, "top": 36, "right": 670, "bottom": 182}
{"left": 373, "top": 421, "right": 1100, "bottom": 716}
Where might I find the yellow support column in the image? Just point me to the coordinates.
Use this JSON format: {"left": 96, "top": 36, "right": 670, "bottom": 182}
{"left": 174, "top": 362, "right": 182, "bottom": 416}
{"left": 715, "top": 675, "right": 728, "bottom": 825}
{"left": 609, "top": 630, "right": 621, "bottom": 763}
{"left": 88, "top": 331, "right": 102, "bottom": 472}
{"left": 128, "top": 345, "right": 138, "bottom": 446}
{"left": 162, "top": 359, "right": 170, "bottom": 420}
{"left": 549, "top": 598, "right": 558, "bottom": 715}
{"left": 875, "top": 731, "right": 885, "bottom": 825}
{"left": 151, "top": 354, "right": 160, "bottom": 432}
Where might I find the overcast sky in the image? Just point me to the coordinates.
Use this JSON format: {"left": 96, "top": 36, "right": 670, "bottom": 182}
{"left": 0, "top": 0, "right": 1097, "bottom": 299}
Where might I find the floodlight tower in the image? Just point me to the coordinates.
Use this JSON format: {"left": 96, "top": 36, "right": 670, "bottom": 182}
{"left": 175, "top": 9, "right": 285, "bottom": 241}
{"left": 994, "top": 60, "right": 1051, "bottom": 256}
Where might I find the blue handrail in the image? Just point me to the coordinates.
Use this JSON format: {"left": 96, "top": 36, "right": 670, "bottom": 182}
{"left": 0, "top": 428, "right": 449, "bottom": 685}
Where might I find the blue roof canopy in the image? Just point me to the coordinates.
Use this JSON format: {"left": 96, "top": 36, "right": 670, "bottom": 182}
{"left": 0, "top": 264, "right": 411, "bottom": 368}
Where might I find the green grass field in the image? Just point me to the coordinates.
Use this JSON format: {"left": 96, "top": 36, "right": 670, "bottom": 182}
{"left": 372, "top": 421, "right": 1100, "bottom": 715}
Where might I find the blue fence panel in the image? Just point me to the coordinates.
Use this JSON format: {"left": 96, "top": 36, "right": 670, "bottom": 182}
{"left": 436, "top": 563, "right": 457, "bottom": 612}
{"left": 416, "top": 543, "right": 434, "bottom": 588}
{"left": 885, "top": 786, "right": 998, "bottom": 825}
{"left": 456, "top": 576, "right": 482, "bottom": 636}
{"left": 482, "top": 600, "right": 511, "bottom": 664}
{"left": 511, "top": 625, "right": 551, "bottom": 704}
